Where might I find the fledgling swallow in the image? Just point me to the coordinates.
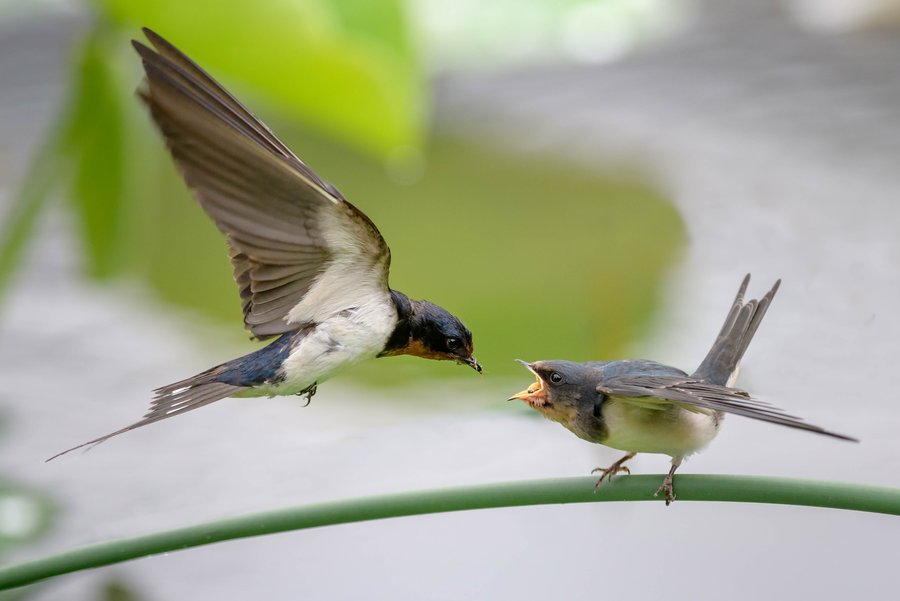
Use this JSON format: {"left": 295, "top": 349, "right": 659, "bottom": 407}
{"left": 510, "top": 275, "right": 856, "bottom": 505}
{"left": 50, "top": 29, "right": 480, "bottom": 460}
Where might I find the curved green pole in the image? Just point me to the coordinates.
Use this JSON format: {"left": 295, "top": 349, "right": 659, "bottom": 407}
{"left": 1, "top": 475, "right": 898, "bottom": 590}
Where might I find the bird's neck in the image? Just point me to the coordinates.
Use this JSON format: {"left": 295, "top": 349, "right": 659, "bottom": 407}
{"left": 378, "top": 290, "right": 437, "bottom": 359}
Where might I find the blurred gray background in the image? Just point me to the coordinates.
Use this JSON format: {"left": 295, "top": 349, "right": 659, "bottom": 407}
{"left": 1, "top": 0, "right": 898, "bottom": 599}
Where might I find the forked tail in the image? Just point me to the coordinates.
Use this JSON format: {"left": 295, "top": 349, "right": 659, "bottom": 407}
{"left": 48, "top": 331, "right": 301, "bottom": 461}
{"left": 692, "top": 274, "right": 781, "bottom": 387}
{"left": 46, "top": 378, "right": 243, "bottom": 461}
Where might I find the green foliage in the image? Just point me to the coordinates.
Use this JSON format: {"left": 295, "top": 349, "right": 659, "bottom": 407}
{"left": 93, "top": 0, "right": 423, "bottom": 158}
{"left": 62, "top": 27, "right": 130, "bottom": 278}
{"left": 0, "top": 126, "right": 63, "bottom": 305}
{"left": 0, "top": 418, "right": 56, "bottom": 601}
{"left": 99, "top": 579, "right": 144, "bottom": 601}
{"left": 0, "top": 482, "right": 54, "bottom": 560}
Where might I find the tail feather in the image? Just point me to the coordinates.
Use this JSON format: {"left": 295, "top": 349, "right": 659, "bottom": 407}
{"left": 692, "top": 275, "right": 781, "bottom": 386}
{"left": 47, "top": 380, "right": 242, "bottom": 461}
{"left": 49, "top": 331, "right": 300, "bottom": 461}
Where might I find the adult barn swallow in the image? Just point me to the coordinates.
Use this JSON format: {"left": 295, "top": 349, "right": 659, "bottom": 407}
{"left": 51, "top": 29, "right": 480, "bottom": 460}
{"left": 510, "top": 276, "right": 856, "bottom": 504}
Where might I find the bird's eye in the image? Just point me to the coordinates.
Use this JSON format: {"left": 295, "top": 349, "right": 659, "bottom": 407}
{"left": 549, "top": 372, "right": 563, "bottom": 384}
{"left": 446, "top": 337, "right": 460, "bottom": 350}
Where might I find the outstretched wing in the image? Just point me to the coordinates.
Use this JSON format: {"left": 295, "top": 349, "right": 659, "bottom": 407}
{"left": 597, "top": 375, "right": 857, "bottom": 441}
{"left": 135, "top": 28, "right": 391, "bottom": 338}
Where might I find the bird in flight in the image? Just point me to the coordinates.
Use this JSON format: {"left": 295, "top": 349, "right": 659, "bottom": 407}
{"left": 510, "top": 275, "right": 856, "bottom": 504}
{"left": 50, "top": 28, "right": 480, "bottom": 460}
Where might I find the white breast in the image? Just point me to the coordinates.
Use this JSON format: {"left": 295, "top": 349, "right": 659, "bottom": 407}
{"left": 601, "top": 397, "right": 721, "bottom": 458}
{"left": 259, "top": 293, "right": 396, "bottom": 397}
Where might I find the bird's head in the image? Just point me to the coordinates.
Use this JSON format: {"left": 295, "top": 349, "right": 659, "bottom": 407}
{"left": 406, "top": 301, "right": 481, "bottom": 372}
{"left": 509, "top": 359, "right": 594, "bottom": 413}
{"left": 381, "top": 293, "right": 481, "bottom": 372}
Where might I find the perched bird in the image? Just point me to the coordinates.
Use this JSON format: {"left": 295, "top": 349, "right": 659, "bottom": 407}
{"left": 510, "top": 275, "right": 856, "bottom": 504}
{"left": 50, "top": 29, "right": 480, "bottom": 460}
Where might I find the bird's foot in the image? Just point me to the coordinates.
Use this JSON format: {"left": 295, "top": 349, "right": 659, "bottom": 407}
{"left": 591, "top": 464, "right": 630, "bottom": 483}
{"left": 297, "top": 383, "right": 317, "bottom": 407}
{"left": 591, "top": 452, "right": 635, "bottom": 491}
{"left": 654, "top": 474, "right": 676, "bottom": 506}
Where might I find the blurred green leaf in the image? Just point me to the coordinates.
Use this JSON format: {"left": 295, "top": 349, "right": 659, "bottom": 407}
{"left": 0, "top": 419, "right": 56, "bottom": 560}
{"left": 62, "top": 28, "right": 130, "bottom": 279}
{"left": 0, "top": 485, "right": 54, "bottom": 601}
{"left": 92, "top": 0, "right": 423, "bottom": 160}
{"left": 0, "top": 125, "right": 64, "bottom": 304}
{"left": 0, "top": 484, "right": 53, "bottom": 556}
{"left": 0, "top": 428, "right": 56, "bottom": 601}
{"left": 100, "top": 579, "right": 144, "bottom": 601}
{"left": 332, "top": 134, "right": 686, "bottom": 381}
{"left": 136, "top": 150, "right": 245, "bottom": 327}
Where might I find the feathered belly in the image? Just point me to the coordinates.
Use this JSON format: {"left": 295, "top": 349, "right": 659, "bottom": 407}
{"left": 600, "top": 397, "right": 721, "bottom": 457}
{"left": 252, "top": 301, "right": 396, "bottom": 397}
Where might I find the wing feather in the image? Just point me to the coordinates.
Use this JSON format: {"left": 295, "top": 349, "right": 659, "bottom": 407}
{"left": 597, "top": 374, "right": 857, "bottom": 441}
{"left": 134, "top": 29, "right": 391, "bottom": 338}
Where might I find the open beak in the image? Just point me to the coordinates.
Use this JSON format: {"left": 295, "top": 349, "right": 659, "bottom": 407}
{"left": 509, "top": 359, "right": 546, "bottom": 404}
{"left": 509, "top": 380, "right": 544, "bottom": 402}
{"left": 463, "top": 356, "right": 483, "bottom": 373}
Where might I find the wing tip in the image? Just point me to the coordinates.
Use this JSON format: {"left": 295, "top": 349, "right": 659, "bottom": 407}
{"left": 131, "top": 38, "right": 153, "bottom": 58}
{"left": 823, "top": 430, "right": 859, "bottom": 443}
{"left": 141, "top": 27, "right": 172, "bottom": 52}
{"left": 738, "top": 273, "right": 751, "bottom": 299}
{"left": 736, "top": 274, "right": 783, "bottom": 304}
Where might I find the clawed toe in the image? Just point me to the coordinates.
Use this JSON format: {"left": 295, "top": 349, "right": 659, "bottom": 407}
{"left": 591, "top": 465, "right": 630, "bottom": 476}
{"left": 591, "top": 465, "right": 631, "bottom": 489}
{"left": 298, "top": 383, "right": 318, "bottom": 407}
{"left": 654, "top": 476, "right": 676, "bottom": 506}
{"left": 591, "top": 452, "right": 636, "bottom": 491}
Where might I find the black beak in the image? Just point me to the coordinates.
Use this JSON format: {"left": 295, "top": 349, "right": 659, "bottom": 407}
{"left": 463, "top": 356, "right": 483, "bottom": 373}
